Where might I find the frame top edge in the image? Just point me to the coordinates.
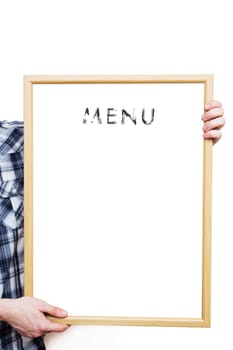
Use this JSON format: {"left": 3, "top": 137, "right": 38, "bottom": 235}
{"left": 23, "top": 74, "right": 214, "bottom": 84}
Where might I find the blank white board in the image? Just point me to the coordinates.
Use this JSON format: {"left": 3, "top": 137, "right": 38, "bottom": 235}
{"left": 24, "top": 75, "right": 213, "bottom": 327}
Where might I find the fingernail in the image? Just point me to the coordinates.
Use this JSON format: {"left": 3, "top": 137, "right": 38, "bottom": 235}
{"left": 205, "top": 104, "right": 211, "bottom": 110}
{"left": 59, "top": 310, "right": 68, "bottom": 317}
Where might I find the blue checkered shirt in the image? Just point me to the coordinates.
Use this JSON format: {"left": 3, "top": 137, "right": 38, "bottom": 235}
{"left": 0, "top": 121, "right": 45, "bottom": 349}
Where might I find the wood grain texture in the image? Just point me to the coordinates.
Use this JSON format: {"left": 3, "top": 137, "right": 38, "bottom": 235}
{"left": 24, "top": 74, "right": 212, "bottom": 84}
{"left": 24, "top": 76, "right": 33, "bottom": 296}
{"left": 202, "top": 75, "right": 214, "bottom": 327}
{"left": 47, "top": 316, "right": 208, "bottom": 327}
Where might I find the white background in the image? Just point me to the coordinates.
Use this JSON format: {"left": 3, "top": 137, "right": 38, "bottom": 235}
{"left": 0, "top": 1, "right": 232, "bottom": 349}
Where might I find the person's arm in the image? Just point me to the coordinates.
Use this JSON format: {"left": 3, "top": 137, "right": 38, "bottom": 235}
{"left": 0, "top": 296, "right": 69, "bottom": 338}
{"left": 202, "top": 100, "right": 225, "bottom": 144}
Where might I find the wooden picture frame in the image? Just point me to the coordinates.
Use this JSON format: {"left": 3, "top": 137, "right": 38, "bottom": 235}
{"left": 24, "top": 75, "right": 213, "bottom": 327}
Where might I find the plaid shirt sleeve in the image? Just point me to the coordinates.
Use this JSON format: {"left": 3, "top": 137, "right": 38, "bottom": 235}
{"left": 0, "top": 121, "right": 45, "bottom": 350}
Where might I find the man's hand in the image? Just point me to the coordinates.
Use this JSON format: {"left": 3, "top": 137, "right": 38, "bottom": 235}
{"left": 0, "top": 297, "right": 69, "bottom": 338}
{"left": 202, "top": 100, "right": 225, "bottom": 144}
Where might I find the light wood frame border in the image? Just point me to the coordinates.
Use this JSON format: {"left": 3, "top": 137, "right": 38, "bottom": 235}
{"left": 24, "top": 75, "right": 213, "bottom": 328}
